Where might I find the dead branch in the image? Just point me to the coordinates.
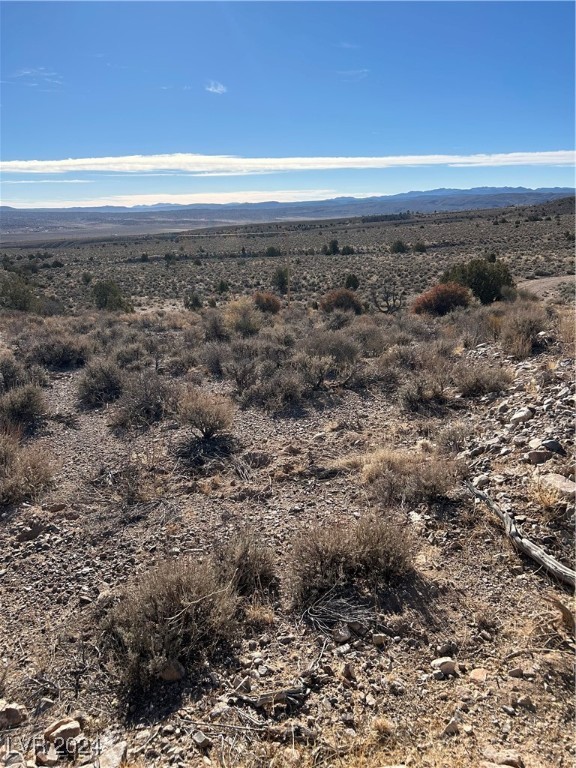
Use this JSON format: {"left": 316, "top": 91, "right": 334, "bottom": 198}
{"left": 464, "top": 480, "right": 575, "bottom": 590}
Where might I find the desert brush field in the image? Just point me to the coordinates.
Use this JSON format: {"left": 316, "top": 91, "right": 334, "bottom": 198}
{"left": 0, "top": 197, "right": 574, "bottom": 768}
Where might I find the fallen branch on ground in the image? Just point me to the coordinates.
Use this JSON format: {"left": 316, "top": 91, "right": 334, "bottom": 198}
{"left": 464, "top": 480, "right": 575, "bottom": 590}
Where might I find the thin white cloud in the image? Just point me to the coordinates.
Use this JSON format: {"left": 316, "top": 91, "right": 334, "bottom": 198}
{"left": 8, "top": 67, "right": 63, "bottom": 87}
{"left": 2, "top": 150, "right": 573, "bottom": 176}
{"left": 3, "top": 179, "right": 92, "bottom": 184}
{"left": 337, "top": 68, "right": 370, "bottom": 82}
{"left": 4, "top": 189, "right": 340, "bottom": 209}
{"left": 205, "top": 80, "right": 227, "bottom": 95}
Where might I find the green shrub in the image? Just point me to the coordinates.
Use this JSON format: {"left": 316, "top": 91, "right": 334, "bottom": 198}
{"left": 183, "top": 291, "right": 203, "bottom": 311}
{"left": 441, "top": 258, "right": 514, "bottom": 304}
{"left": 412, "top": 282, "right": 472, "bottom": 316}
{"left": 344, "top": 273, "right": 360, "bottom": 290}
{"left": 0, "top": 273, "right": 35, "bottom": 311}
{"left": 272, "top": 266, "right": 289, "bottom": 294}
{"left": 93, "top": 280, "right": 132, "bottom": 311}
{"left": 390, "top": 239, "right": 408, "bottom": 254}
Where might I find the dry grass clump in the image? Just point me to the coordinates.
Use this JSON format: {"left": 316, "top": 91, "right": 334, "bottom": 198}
{"left": 78, "top": 358, "right": 126, "bottom": 407}
{"left": 361, "top": 447, "right": 463, "bottom": 505}
{"left": 499, "top": 302, "right": 548, "bottom": 358}
{"left": 0, "top": 384, "right": 46, "bottom": 433}
{"left": 224, "top": 298, "right": 262, "bottom": 337}
{"left": 0, "top": 428, "right": 52, "bottom": 506}
{"left": 291, "top": 514, "right": 414, "bottom": 605}
{"left": 436, "top": 420, "right": 470, "bottom": 454}
{"left": 214, "top": 531, "right": 278, "bottom": 598}
{"left": 179, "top": 387, "right": 235, "bottom": 439}
{"left": 103, "top": 557, "right": 238, "bottom": 692}
{"left": 112, "top": 373, "right": 178, "bottom": 428}
{"left": 451, "top": 361, "right": 513, "bottom": 397}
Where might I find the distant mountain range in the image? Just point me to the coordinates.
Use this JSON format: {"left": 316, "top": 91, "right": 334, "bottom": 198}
{"left": 1, "top": 186, "right": 574, "bottom": 243}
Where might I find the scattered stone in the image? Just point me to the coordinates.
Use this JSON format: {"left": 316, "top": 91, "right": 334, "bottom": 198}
{"left": 35, "top": 745, "right": 59, "bottom": 767}
{"left": 431, "top": 657, "right": 457, "bottom": 676}
{"left": 44, "top": 717, "right": 82, "bottom": 743}
{"left": 441, "top": 718, "right": 460, "bottom": 737}
{"left": 98, "top": 741, "right": 127, "bottom": 768}
{"left": 509, "top": 407, "right": 534, "bottom": 426}
{"left": 540, "top": 473, "right": 576, "bottom": 500}
{"left": 44, "top": 718, "right": 81, "bottom": 742}
{"left": 473, "top": 474, "right": 490, "bottom": 489}
{"left": 372, "top": 634, "right": 387, "bottom": 647}
{"left": 502, "top": 705, "right": 516, "bottom": 716}
{"left": 158, "top": 659, "right": 185, "bottom": 682}
{"left": 527, "top": 450, "right": 553, "bottom": 465}
{"left": 332, "top": 625, "right": 351, "bottom": 644}
{"left": 541, "top": 439, "right": 567, "bottom": 455}
{"left": 516, "top": 695, "right": 536, "bottom": 712}
{"left": 0, "top": 700, "right": 27, "bottom": 729}
{"left": 508, "top": 667, "right": 524, "bottom": 678}
{"left": 469, "top": 668, "right": 488, "bottom": 684}
{"left": 482, "top": 746, "right": 525, "bottom": 767}
{"left": 192, "top": 730, "right": 212, "bottom": 750}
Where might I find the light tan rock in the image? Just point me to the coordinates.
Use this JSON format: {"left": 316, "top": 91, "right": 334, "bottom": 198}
{"left": 98, "top": 741, "right": 127, "bottom": 768}
{"left": 44, "top": 718, "right": 81, "bottom": 742}
{"left": 540, "top": 473, "right": 576, "bottom": 500}
{"left": 469, "top": 667, "right": 488, "bottom": 684}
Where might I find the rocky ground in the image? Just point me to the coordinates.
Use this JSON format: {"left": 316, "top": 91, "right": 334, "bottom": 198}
{"left": 0, "top": 307, "right": 574, "bottom": 768}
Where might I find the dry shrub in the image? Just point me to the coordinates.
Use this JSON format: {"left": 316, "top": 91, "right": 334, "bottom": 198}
{"left": 112, "top": 374, "right": 178, "bottom": 428}
{"left": 224, "top": 298, "right": 262, "bottom": 337}
{"left": 397, "top": 372, "right": 448, "bottom": 413}
{"left": 0, "top": 428, "right": 52, "bottom": 506}
{"left": 436, "top": 421, "right": 470, "bottom": 454}
{"left": 292, "top": 514, "right": 414, "bottom": 604}
{"left": 319, "top": 288, "right": 363, "bottom": 315}
{"left": 214, "top": 531, "right": 278, "bottom": 597}
{"left": 103, "top": 558, "right": 238, "bottom": 692}
{"left": 78, "top": 358, "right": 126, "bottom": 406}
{"left": 0, "top": 354, "right": 27, "bottom": 393}
{"left": 242, "top": 368, "right": 304, "bottom": 411}
{"left": 412, "top": 282, "right": 472, "bottom": 316}
{"left": 0, "top": 384, "right": 46, "bottom": 433}
{"left": 253, "top": 291, "right": 281, "bottom": 314}
{"left": 499, "top": 302, "right": 548, "bottom": 358}
{"left": 361, "top": 447, "right": 463, "bottom": 505}
{"left": 179, "top": 387, "right": 234, "bottom": 439}
{"left": 26, "top": 331, "right": 90, "bottom": 370}
{"left": 452, "top": 361, "right": 513, "bottom": 397}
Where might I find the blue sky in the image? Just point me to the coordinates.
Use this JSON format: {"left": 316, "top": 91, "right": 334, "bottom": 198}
{"left": 1, "top": 1, "right": 574, "bottom": 208}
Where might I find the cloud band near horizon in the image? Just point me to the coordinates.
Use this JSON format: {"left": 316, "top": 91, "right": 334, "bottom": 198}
{"left": 1, "top": 150, "right": 573, "bottom": 176}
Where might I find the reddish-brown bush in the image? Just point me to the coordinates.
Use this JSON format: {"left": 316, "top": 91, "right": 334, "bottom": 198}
{"left": 319, "top": 288, "right": 363, "bottom": 315}
{"left": 412, "top": 282, "right": 472, "bottom": 316}
{"left": 253, "top": 291, "right": 281, "bottom": 314}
